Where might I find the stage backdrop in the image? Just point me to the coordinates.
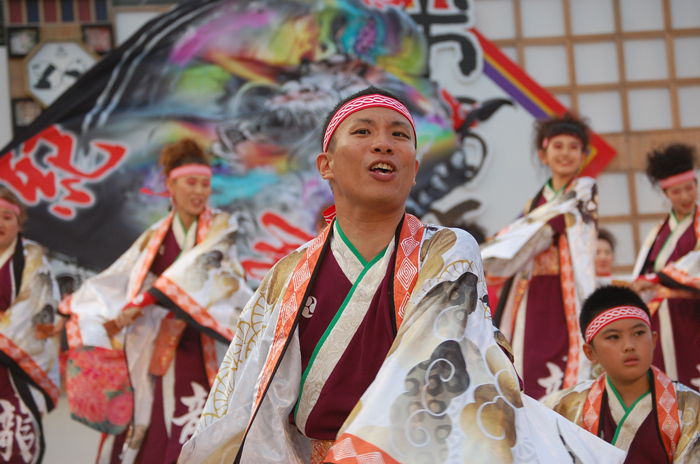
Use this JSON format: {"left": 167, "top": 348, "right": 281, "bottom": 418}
{"left": 0, "top": 0, "right": 615, "bottom": 284}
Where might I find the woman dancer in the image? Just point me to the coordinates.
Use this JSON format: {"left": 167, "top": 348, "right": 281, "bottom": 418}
{"left": 61, "top": 139, "right": 252, "bottom": 464}
{"left": 482, "top": 114, "right": 598, "bottom": 400}
{"left": 631, "top": 144, "right": 700, "bottom": 390}
{"left": 0, "top": 186, "right": 60, "bottom": 463}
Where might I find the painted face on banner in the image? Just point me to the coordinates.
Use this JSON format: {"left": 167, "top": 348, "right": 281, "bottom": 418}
{"left": 167, "top": 175, "right": 212, "bottom": 220}
{"left": 664, "top": 179, "right": 698, "bottom": 218}
{"left": 538, "top": 134, "right": 584, "bottom": 179}
{"left": 317, "top": 107, "right": 419, "bottom": 213}
{"left": 0, "top": 207, "right": 20, "bottom": 252}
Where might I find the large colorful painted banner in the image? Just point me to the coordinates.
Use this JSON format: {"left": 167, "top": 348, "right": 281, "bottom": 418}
{"left": 0, "top": 0, "right": 615, "bottom": 284}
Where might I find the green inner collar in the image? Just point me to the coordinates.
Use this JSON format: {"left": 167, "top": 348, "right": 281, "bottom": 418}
{"left": 546, "top": 178, "right": 567, "bottom": 198}
{"left": 606, "top": 372, "right": 651, "bottom": 446}
{"left": 175, "top": 212, "right": 197, "bottom": 261}
{"left": 335, "top": 220, "right": 386, "bottom": 267}
{"left": 671, "top": 206, "right": 694, "bottom": 225}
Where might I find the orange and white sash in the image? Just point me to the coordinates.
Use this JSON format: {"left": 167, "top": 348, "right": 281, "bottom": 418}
{"left": 582, "top": 366, "right": 680, "bottom": 462}
{"left": 243, "top": 213, "right": 425, "bottom": 450}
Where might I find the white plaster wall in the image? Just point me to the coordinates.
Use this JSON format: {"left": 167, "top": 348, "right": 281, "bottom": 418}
{"left": 0, "top": 47, "right": 13, "bottom": 148}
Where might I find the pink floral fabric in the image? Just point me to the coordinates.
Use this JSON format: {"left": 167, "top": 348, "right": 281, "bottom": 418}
{"left": 66, "top": 346, "right": 133, "bottom": 434}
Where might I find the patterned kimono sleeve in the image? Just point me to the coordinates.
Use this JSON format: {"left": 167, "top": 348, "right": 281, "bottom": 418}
{"left": 194, "top": 260, "right": 285, "bottom": 434}
{"left": 481, "top": 177, "right": 596, "bottom": 279}
{"left": 658, "top": 249, "right": 700, "bottom": 292}
{"left": 675, "top": 384, "right": 700, "bottom": 461}
{"left": 542, "top": 382, "right": 593, "bottom": 425}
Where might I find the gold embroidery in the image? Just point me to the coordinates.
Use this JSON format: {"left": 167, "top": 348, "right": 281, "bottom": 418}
{"left": 532, "top": 244, "right": 559, "bottom": 276}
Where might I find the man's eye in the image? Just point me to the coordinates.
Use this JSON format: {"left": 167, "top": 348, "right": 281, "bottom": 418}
{"left": 606, "top": 335, "right": 618, "bottom": 340}
{"left": 354, "top": 129, "right": 369, "bottom": 135}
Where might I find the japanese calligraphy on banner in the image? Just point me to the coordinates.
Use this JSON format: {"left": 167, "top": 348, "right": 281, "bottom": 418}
{"left": 0, "top": 0, "right": 615, "bottom": 284}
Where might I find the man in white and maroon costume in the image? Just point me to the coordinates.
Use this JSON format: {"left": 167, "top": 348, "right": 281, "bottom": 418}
{"left": 0, "top": 188, "right": 60, "bottom": 464}
{"left": 632, "top": 144, "right": 700, "bottom": 391}
{"left": 60, "top": 139, "right": 252, "bottom": 464}
{"left": 179, "top": 87, "right": 624, "bottom": 464}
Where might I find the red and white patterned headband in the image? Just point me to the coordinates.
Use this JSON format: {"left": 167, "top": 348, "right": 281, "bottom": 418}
{"left": 585, "top": 305, "right": 651, "bottom": 343}
{"left": 542, "top": 136, "right": 583, "bottom": 150}
{"left": 0, "top": 199, "right": 20, "bottom": 217}
{"left": 659, "top": 170, "right": 696, "bottom": 190}
{"left": 169, "top": 164, "right": 212, "bottom": 180}
{"left": 323, "top": 94, "right": 416, "bottom": 153}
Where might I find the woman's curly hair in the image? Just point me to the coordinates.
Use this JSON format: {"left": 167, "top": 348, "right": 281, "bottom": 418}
{"left": 158, "top": 138, "right": 210, "bottom": 177}
{"left": 646, "top": 144, "right": 697, "bottom": 186}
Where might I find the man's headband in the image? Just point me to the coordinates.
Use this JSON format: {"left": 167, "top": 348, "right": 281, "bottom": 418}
{"left": 584, "top": 305, "right": 651, "bottom": 344}
{"left": 323, "top": 94, "right": 416, "bottom": 153}
{"left": 659, "top": 170, "right": 696, "bottom": 190}
{"left": 0, "top": 200, "right": 20, "bottom": 217}
{"left": 169, "top": 164, "right": 212, "bottom": 180}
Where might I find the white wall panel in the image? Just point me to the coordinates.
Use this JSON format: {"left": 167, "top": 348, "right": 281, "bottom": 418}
{"left": 521, "top": 0, "right": 565, "bottom": 38}
{"left": 525, "top": 45, "right": 569, "bottom": 86}
{"left": 574, "top": 42, "right": 618, "bottom": 85}
{"left": 475, "top": 0, "right": 516, "bottom": 40}
{"left": 628, "top": 88, "right": 673, "bottom": 131}
{"left": 597, "top": 172, "right": 631, "bottom": 217}
{"left": 579, "top": 91, "right": 623, "bottom": 133}
{"left": 570, "top": 0, "right": 615, "bottom": 35}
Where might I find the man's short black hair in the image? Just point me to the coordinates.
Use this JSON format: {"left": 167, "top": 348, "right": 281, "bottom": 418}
{"left": 321, "top": 86, "right": 415, "bottom": 152}
{"left": 580, "top": 285, "right": 650, "bottom": 342}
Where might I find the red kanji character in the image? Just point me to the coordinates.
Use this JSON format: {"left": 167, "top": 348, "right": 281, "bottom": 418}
{"left": 0, "top": 151, "right": 57, "bottom": 204}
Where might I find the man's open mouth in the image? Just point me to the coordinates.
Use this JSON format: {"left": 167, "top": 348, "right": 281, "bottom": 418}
{"left": 370, "top": 162, "right": 394, "bottom": 174}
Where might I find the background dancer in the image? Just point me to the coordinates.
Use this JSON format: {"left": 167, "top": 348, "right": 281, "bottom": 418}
{"left": 483, "top": 113, "right": 598, "bottom": 399}
{"left": 631, "top": 144, "right": 700, "bottom": 391}
{"left": 0, "top": 186, "right": 60, "bottom": 463}
{"left": 60, "top": 139, "right": 252, "bottom": 464}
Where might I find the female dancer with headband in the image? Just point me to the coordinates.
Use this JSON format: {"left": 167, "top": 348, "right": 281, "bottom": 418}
{"left": 483, "top": 113, "right": 598, "bottom": 400}
{"left": 61, "top": 139, "right": 252, "bottom": 464}
{"left": 0, "top": 187, "right": 60, "bottom": 463}
{"left": 631, "top": 144, "right": 700, "bottom": 391}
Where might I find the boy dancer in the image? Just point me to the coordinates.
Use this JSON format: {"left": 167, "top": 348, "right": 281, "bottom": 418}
{"left": 546, "top": 286, "right": 700, "bottom": 463}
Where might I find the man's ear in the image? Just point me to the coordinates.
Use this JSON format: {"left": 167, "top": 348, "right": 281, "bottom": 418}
{"left": 317, "top": 152, "right": 334, "bottom": 181}
{"left": 582, "top": 342, "right": 598, "bottom": 364}
{"left": 413, "top": 159, "right": 419, "bottom": 185}
{"left": 166, "top": 177, "right": 175, "bottom": 197}
{"left": 537, "top": 149, "right": 548, "bottom": 165}
{"left": 652, "top": 331, "right": 658, "bottom": 351}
